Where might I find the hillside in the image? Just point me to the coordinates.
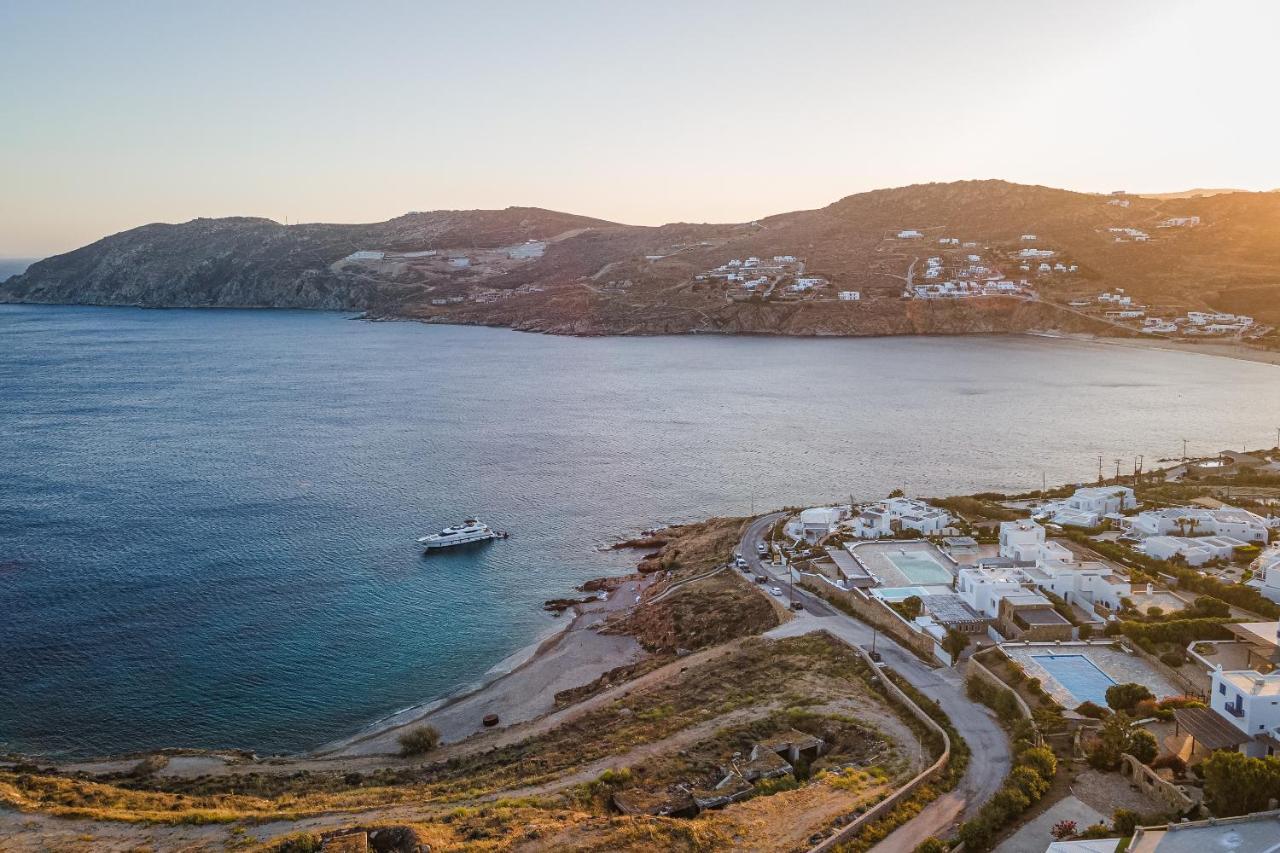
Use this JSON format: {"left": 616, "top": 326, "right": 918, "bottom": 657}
{"left": 5, "top": 181, "right": 1280, "bottom": 336}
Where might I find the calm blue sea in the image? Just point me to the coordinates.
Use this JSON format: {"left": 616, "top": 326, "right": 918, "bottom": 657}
{"left": 2, "top": 305, "right": 1278, "bottom": 758}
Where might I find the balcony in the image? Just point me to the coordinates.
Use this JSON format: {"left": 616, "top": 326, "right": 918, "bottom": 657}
{"left": 1224, "top": 703, "right": 1246, "bottom": 718}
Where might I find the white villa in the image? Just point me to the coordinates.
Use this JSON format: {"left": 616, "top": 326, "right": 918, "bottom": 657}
{"left": 1038, "top": 486, "right": 1137, "bottom": 528}
{"left": 1208, "top": 665, "right": 1280, "bottom": 757}
{"left": 1141, "top": 534, "right": 1249, "bottom": 567}
{"left": 850, "top": 498, "right": 951, "bottom": 539}
{"left": 896, "top": 229, "right": 923, "bottom": 239}
{"left": 1123, "top": 506, "right": 1274, "bottom": 543}
{"left": 838, "top": 291, "right": 861, "bottom": 301}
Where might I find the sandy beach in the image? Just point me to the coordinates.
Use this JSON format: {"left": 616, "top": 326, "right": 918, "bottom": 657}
{"left": 1038, "top": 331, "right": 1280, "bottom": 367}
{"left": 316, "top": 575, "right": 652, "bottom": 757}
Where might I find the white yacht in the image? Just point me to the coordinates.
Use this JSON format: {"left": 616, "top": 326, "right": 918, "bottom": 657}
{"left": 417, "top": 518, "right": 506, "bottom": 550}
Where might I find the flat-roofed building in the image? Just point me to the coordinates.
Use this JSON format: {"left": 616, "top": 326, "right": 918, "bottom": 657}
{"left": 997, "top": 592, "right": 1073, "bottom": 641}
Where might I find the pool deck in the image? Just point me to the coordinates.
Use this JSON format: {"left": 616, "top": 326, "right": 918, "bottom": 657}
{"left": 847, "top": 540, "right": 958, "bottom": 593}
{"left": 1002, "top": 641, "right": 1180, "bottom": 709}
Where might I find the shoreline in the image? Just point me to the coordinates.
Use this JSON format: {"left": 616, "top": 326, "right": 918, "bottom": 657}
{"left": 1030, "top": 330, "right": 1280, "bottom": 367}
{"left": 5, "top": 301, "right": 1277, "bottom": 368}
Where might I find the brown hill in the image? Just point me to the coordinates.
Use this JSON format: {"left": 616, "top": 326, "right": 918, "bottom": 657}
{"left": 5, "top": 180, "right": 1279, "bottom": 334}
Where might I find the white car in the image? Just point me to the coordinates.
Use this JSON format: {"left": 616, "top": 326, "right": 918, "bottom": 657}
{"left": 735, "top": 557, "right": 748, "bottom": 568}
{"left": 757, "top": 543, "right": 768, "bottom": 555}
{"left": 770, "top": 586, "right": 783, "bottom": 596}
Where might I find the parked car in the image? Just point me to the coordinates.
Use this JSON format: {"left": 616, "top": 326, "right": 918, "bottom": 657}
{"left": 754, "top": 575, "right": 768, "bottom": 584}
{"left": 769, "top": 586, "right": 782, "bottom": 596}
{"left": 756, "top": 543, "right": 768, "bottom": 556}
{"left": 790, "top": 601, "right": 804, "bottom": 611}
{"left": 734, "top": 556, "right": 748, "bottom": 568}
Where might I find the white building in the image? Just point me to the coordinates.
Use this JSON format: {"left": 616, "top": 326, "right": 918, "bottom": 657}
{"left": 999, "top": 519, "right": 1046, "bottom": 561}
{"left": 956, "top": 566, "right": 1035, "bottom": 618}
{"left": 1032, "top": 559, "right": 1131, "bottom": 612}
{"left": 1141, "top": 534, "right": 1249, "bottom": 567}
{"left": 1160, "top": 216, "right": 1201, "bottom": 227}
{"left": 1247, "top": 545, "right": 1280, "bottom": 603}
{"left": 1209, "top": 666, "right": 1280, "bottom": 757}
{"left": 797, "top": 506, "right": 846, "bottom": 542}
{"left": 1124, "top": 506, "right": 1273, "bottom": 543}
{"left": 850, "top": 498, "right": 951, "bottom": 539}
{"left": 1040, "top": 486, "right": 1137, "bottom": 528}
{"left": 838, "top": 291, "right": 861, "bottom": 301}
{"left": 1021, "top": 234, "right": 1037, "bottom": 241}
{"left": 896, "top": 229, "right": 923, "bottom": 239}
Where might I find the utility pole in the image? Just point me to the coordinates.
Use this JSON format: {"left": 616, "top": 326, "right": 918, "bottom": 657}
{"left": 1114, "top": 458, "right": 1122, "bottom": 481}
{"left": 1042, "top": 471, "right": 1047, "bottom": 494}
{"left": 1182, "top": 438, "right": 1188, "bottom": 461}
{"left": 1097, "top": 455, "right": 1104, "bottom": 483}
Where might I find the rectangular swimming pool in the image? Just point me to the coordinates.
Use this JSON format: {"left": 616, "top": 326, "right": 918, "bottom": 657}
{"left": 884, "top": 551, "right": 953, "bottom": 585}
{"left": 1031, "top": 653, "right": 1116, "bottom": 707}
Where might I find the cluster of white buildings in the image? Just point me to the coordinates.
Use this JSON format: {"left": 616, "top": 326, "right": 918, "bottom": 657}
{"left": 848, "top": 497, "right": 952, "bottom": 540}
{"left": 698, "top": 255, "right": 801, "bottom": 288}
{"left": 1017, "top": 247, "right": 1055, "bottom": 259}
{"left": 953, "top": 519, "right": 1133, "bottom": 638}
{"left": 1036, "top": 485, "right": 1138, "bottom": 528}
{"left": 1195, "top": 621, "right": 1280, "bottom": 759}
{"left": 910, "top": 279, "right": 1031, "bottom": 300}
{"left": 896, "top": 229, "right": 923, "bottom": 239}
{"left": 1121, "top": 505, "right": 1276, "bottom": 567}
{"left": 1108, "top": 227, "right": 1150, "bottom": 242}
{"left": 789, "top": 276, "right": 827, "bottom": 293}
{"left": 1159, "top": 215, "right": 1201, "bottom": 227}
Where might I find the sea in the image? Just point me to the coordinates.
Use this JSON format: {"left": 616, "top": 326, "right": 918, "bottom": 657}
{"left": 2, "top": 304, "right": 1278, "bottom": 758}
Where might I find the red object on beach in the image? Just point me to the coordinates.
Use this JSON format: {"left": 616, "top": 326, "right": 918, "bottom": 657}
{"left": 482, "top": 713, "right": 500, "bottom": 727}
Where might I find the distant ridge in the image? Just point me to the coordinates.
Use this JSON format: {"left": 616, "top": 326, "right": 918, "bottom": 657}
{"left": 4, "top": 179, "right": 1280, "bottom": 336}
{"left": 1135, "top": 188, "right": 1252, "bottom": 199}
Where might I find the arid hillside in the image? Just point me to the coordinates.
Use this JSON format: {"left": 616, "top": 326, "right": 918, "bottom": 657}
{"left": 6, "top": 180, "right": 1279, "bottom": 336}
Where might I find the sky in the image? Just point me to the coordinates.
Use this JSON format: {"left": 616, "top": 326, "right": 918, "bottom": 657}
{"left": 2, "top": 0, "right": 1279, "bottom": 258}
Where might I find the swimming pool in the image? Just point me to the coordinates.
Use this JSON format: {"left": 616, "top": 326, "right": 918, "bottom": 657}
{"left": 873, "top": 586, "right": 933, "bottom": 602}
{"left": 1031, "top": 653, "right": 1117, "bottom": 707}
{"left": 885, "top": 551, "right": 953, "bottom": 585}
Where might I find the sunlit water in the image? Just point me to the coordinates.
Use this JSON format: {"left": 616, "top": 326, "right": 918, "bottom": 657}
{"left": 2, "top": 305, "right": 1277, "bottom": 757}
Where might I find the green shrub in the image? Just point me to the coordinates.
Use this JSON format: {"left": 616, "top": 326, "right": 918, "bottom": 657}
{"left": 1106, "top": 683, "right": 1154, "bottom": 713}
{"left": 1113, "top": 808, "right": 1140, "bottom": 835}
{"left": 1159, "top": 650, "right": 1185, "bottom": 668}
{"left": 914, "top": 839, "right": 950, "bottom": 853}
{"left": 1018, "top": 746, "right": 1057, "bottom": 780}
{"left": 1128, "top": 729, "right": 1158, "bottom": 764}
{"left": 1075, "top": 701, "right": 1109, "bottom": 719}
{"left": 1202, "top": 750, "right": 1280, "bottom": 816}
{"left": 397, "top": 725, "right": 441, "bottom": 757}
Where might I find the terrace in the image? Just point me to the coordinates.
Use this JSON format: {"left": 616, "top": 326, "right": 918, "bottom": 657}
{"left": 847, "top": 540, "right": 958, "bottom": 593}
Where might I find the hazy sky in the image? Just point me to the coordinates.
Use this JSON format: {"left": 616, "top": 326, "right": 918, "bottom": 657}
{"left": 3, "top": 0, "right": 1278, "bottom": 257}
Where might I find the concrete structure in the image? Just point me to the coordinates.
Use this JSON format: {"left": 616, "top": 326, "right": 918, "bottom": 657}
{"left": 920, "top": 593, "right": 988, "bottom": 634}
{"left": 999, "top": 519, "right": 1046, "bottom": 560}
{"left": 838, "top": 290, "right": 861, "bottom": 301}
{"left": 997, "top": 592, "right": 1073, "bottom": 641}
{"left": 1129, "top": 810, "right": 1280, "bottom": 852}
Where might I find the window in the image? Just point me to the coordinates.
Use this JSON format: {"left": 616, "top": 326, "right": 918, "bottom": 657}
{"left": 1219, "top": 683, "right": 1226, "bottom": 695}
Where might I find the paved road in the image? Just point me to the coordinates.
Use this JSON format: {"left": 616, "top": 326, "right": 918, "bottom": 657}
{"left": 738, "top": 516, "right": 1010, "bottom": 848}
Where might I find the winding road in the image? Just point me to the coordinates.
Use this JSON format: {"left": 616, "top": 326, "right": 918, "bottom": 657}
{"left": 738, "top": 513, "right": 1011, "bottom": 849}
